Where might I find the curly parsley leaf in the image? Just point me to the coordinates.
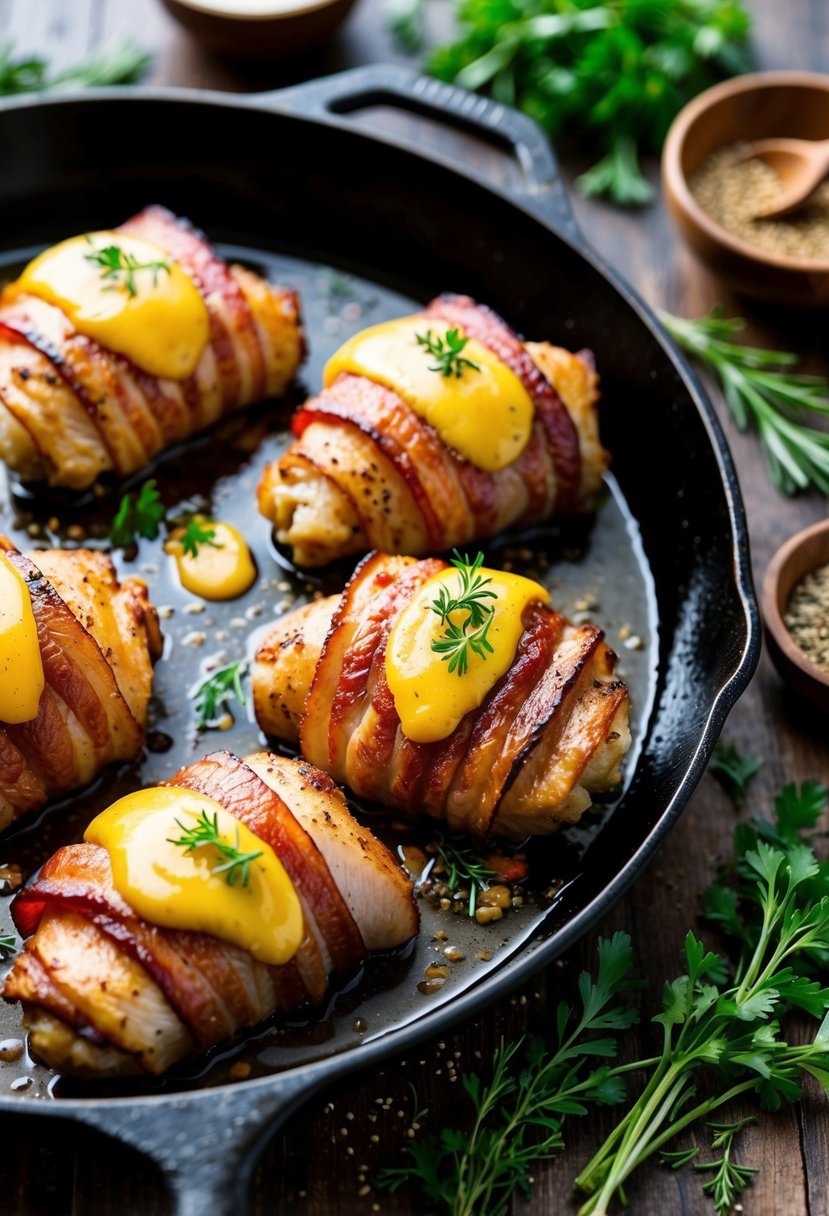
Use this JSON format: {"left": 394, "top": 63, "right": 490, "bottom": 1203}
{"left": 110, "top": 480, "right": 165, "bottom": 549}
{"left": 709, "top": 742, "right": 761, "bottom": 808}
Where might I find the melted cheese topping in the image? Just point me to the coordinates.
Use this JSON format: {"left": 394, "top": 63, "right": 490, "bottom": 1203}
{"left": 324, "top": 316, "right": 534, "bottom": 471}
{"left": 164, "top": 519, "right": 256, "bottom": 600}
{"left": 16, "top": 232, "right": 209, "bottom": 379}
{"left": 385, "top": 566, "right": 548, "bottom": 744}
{"left": 85, "top": 787, "right": 303, "bottom": 966}
{"left": 0, "top": 552, "right": 44, "bottom": 724}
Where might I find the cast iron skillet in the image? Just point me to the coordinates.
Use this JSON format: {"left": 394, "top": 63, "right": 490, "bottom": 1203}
{"left": 0, "top": 65, "right": 760, "bottom": 1215}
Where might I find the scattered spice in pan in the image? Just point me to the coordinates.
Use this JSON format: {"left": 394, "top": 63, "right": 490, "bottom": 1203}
{"left": 690, "top": 142, "right": 829, "bottom": 260}
{"left": 785, "top": 563, "right": 829, "bottom": 672}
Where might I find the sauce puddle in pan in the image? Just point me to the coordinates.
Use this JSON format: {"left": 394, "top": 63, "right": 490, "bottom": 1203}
{"left": 0, "top": 245, "right": 657, "bottom": 1100}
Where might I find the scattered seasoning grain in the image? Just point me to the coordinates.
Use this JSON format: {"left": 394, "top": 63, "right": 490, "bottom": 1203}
{"left": 691, "top": 142, "right": 829, "bottom": 260}
{"left": 0, "top": 1039, "right": 23, "bottom": 1062}
{"left": 352, "top": 1017, "right": 368, "bottom": 1033}
{"left": 785, "top": 563, "right": 829, "bottom": 672}
{"left": 229, "top": 1061, "right": 251, "bottom": 1080}
{"left": 443, "top": 946, "right": 466, "bottom": 963}
{"left": 475, "top": 905, "right": 503, "bottom": 925}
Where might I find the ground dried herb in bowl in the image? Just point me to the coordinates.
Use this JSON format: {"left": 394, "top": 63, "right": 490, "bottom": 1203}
{"left": 785, "top": 562, "right": 829, "bottom": 672}
{"left": 691, "top": 142, "right": 829, "bottom": 260}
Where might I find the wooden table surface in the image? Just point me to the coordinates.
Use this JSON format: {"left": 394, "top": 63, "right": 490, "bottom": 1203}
{"left": 1, "top": 0, "right": 828, "bottom": 1213}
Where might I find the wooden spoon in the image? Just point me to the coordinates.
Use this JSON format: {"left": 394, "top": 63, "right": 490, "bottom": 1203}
{"left": 739, "top": 136, "right": 829, "bottom": 219}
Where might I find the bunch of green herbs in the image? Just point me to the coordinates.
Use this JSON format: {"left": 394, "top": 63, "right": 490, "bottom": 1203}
{"left": 415, "top": 0, "right": 752, "bottom": 205}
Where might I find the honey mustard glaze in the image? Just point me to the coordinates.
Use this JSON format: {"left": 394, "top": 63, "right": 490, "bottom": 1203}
{"left": 164, "top": 518, "right": 256, "bottom": 601}
{"left": 324, "top": 316, "right": 534, "bottom": 471}
{"left": 85, "top": 787, "right": 303, "bottom": 966}
{"left": 385, "top": 565, "right": 549, "bottom": 744}
{"left": 15, "top": 232, "right": 209, "bottom": 379}
{"left": 0, "top": 552, "right": 44, "bottom": 724}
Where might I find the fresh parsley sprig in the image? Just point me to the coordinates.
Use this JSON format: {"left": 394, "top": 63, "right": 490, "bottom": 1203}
{"left": 709, "top": 741, "right": 761, "bottom": 808}
{"left": 167, "top": 809, "right": 262, "bottom": 887}
{"left": 576, "top": 781, "right": 829, "bottom": 1215}
{"left": 110, "top": 480, "right": 165, "bottom": 548}
{"left": 191, "top": 661, "right": 247, "bottom": 731}
{"left": 432, "top": 830, "right": 498, "bottom": 918}
{"left": 430, "top": 551, "right": 498, "bottom": 677}
{"left": 84, "top": 240, "right": 171, "bottom": 298}
{"left": 426, "top": 0, "right": 752, "bottom": 206}
{"left": 662, "top": 309, "right": 829, "bottom": 496}
{"left": 378, "top": 932, "right": 639, "bottom": 1216}
{"left": 416, "top": 328, "right": 481, "bottom": 379}
{"left": 0, "top": 40, "right": 150, "bottom": 96}
{"left": 180, "top": 516, "right": 221, "bottom": 559}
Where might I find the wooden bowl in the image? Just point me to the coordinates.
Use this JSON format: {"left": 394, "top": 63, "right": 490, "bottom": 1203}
{"left": 662, "top": 71, "right": 829, "bottom": 306}
{"left": 160, "top": 0, "right": 358, "bottom": 59}
{"left": 762, "top": 519, "right": 829, "bottom": 711}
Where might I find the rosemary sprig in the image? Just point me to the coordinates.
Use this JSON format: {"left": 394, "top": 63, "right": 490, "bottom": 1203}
{"left": 694, "top": 1118, "right": 758, "bottom": 1215}
{"left": 180, "top": 516, "right": 221, "bottom": 559}
{"left": 0, "top": 933, "right": 17, "bottom": 959}
{"left": 416, "top": 328, "right": 481, "bottom": 379}
{"left": 0, "top": 40, "right": 150, "bottom": 96}
{"left": 432, "top": 830, "right": 497, "bottom": 918}
{"left": 191, "top": 661, "right": 247, "bottom": 730}
{"left": 430, "top": 551, "right": 498, "bottom": 677}
{"left": 110, "top": 479, "right": 165, "bottom": 548}
{"left": 661, "top": 308, "right": 829, "bottom": 495}
{"left": 709, "top": 741, "right": 761, "bottom": 809}
{"left": 167, "top": 809, "right": 262, "bottom": 887}
{"left": 85, "top": 239, "right": 171, "bottom": 298}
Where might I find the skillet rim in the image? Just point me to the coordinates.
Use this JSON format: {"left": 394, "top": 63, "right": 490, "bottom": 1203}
{"left": 0, "top": 80, "right": 761, "bottom": 1115}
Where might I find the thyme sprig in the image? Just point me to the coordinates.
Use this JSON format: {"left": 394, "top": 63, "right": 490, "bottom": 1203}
{"left": 84, "top": 239, "right": 171, "bottom": 298}
{"left": 180, "top": 516, "right": 221, "bottom": 559}
{"left": 167, "top": 809, "right": 262, "bottom": 887}
{"left": 432, "top": 830, "right": 497, "bottom": 918}
{"left": 0, "top": 933, "right": 17, "bottom": 959}
{"left": 694, "top": 1118, "right": 758, "bottom": 1215}
{"left": 430, "top": 550, "right": 498, "bottom": 677}
{"left": 377, "top": 933, "right": 639, "bottom": 1216}
{"left": 661, "top": 308, "right": 829, "bottom": 496}
{"left": 416, "top": 327, "right": 481, "bottom": 379}
{"left": 191, "top": 661, "right": 247, "bottom": 730}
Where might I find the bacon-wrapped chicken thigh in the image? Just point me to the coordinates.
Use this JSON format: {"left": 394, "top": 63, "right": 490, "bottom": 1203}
{"left": 0, "top": 206, "right": 303, "bottom": 489}
{"left": 253, "top": 553, "right": 631, "bottom": 839}
{"left": 3, "top": 750, "right": 417, "bottom": 1076}
{"left": 0, "top": 538, "right": 161, "bottom": 829}
{"left": 258, "top": 295, "right": 606, "bottom": 567}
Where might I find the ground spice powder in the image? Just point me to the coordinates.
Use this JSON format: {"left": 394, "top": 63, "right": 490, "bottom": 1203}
{"left": 691, "top": 142, "right": 829, "bottom": 261}
{"left": 785, "top": 562, "right": 829, "bottom": 672}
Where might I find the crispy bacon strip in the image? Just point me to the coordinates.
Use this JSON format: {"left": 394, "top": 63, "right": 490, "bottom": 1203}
{"left": 253, "top": 555, "right": 631, "bottom": 839}
{"left": 3, "top": 751, "right": 417, "bottom": 1077}
{"left": 0, "top": 206, "right": 303, "bottom": 489}
{"left": 258, "top": 294, "right": 607, "bottom": 567}
{"left": 0, "top": 539, "right": 161, "bottom": 830}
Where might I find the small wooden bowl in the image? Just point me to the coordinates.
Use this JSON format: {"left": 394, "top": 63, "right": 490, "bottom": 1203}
{"left": 160, "top": 0, "right": 358, "bottom": 59}
{"left": 762, "top": 519, "right": 829, "bottom": 711}
{"left": 662, "top": 71, "right": 829, "bottom": 306}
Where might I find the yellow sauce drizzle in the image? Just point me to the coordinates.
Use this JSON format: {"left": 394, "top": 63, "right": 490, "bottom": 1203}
{"left": 324, "top": 316, "right": 534, "bottom": 471}
{"left": 0, "top": 552, "right": 44, "bottom": 724}
{"left": 15, "top": 232, "right": 209, "bottom": 379}
{"left": 164, "top": 518, "right": 256, "bottom": 601}
{"left": 385, "top": 566, "right": 549, "bottom": 744}
{"left": 85, "top": 787, "right": 303, "bottom": 966}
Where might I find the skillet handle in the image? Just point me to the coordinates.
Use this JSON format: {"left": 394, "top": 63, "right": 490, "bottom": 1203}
{"left": 69, "top": 1070, "right": 320, "bottom": 1215}
{"left": 261, "top": 65, "right": 581, "bottom": 243}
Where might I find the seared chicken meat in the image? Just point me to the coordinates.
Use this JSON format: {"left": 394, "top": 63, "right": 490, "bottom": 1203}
{"left": 3, "top": 750, "right": 418, "bottom": 1076}
{"left": 0, "top": 539, "right": 161, "bottom": 829}
{"left": 253, "top": 554, "right": 631, "bottom": 839}
{"left": 258, "top": 294, "right": 606, "bottom": 567}
{"left": 0, "top": 206, "right": 303, "bottom": 489}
